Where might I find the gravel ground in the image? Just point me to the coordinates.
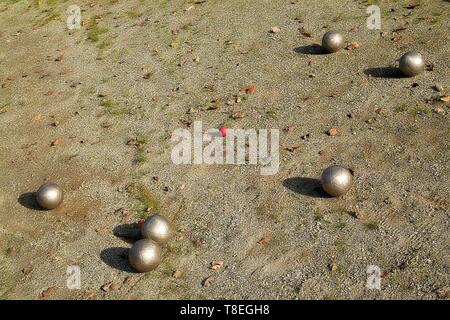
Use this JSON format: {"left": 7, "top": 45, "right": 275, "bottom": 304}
{"left": 0, "top": 0, "right": 449, "bottom": 300}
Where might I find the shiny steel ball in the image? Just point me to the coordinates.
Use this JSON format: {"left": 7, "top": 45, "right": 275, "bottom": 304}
{"left": 141, "top": 214, "right": 172, "bottom": 244}
{"left": 36, "top": 182, "right": 64, "bottom": 210}
{"left": 320, "top": 165, "right": 353, "bottom": 197}
{"left": 129, "top": 239, "right": 162, "bottom": 272}
{"left": 399, "top": 52, "right": 424, "bottom": 77}
{"left": 322, "top": 31, "right": 344, "bottom": 53}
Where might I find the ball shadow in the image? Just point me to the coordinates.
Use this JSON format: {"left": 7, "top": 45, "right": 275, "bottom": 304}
{"left": 283, "top": 177, "right": 331, "bottom": 198}
{"left": 113, "top": 223, "right": 142, "bottom": 244}
{"left": 18, "top": 192, "right": 45, "bottom": 211}
{"left": 294, "top": 44, "right": 328, "bottom": 55}
{"left": 364, "top": 67, "right": 406, "bottom": 79}
{"left": 100, "top": 247, "right": 137, "bottom": 273}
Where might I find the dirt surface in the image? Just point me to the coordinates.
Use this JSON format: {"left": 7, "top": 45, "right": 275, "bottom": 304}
{"left": 0, "top": 0, "right": 449, "bottom": 300}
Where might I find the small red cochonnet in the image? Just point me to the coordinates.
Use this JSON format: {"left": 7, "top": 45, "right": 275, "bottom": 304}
{"left": 219, "top": 127, "right": 228, "bottom": 137}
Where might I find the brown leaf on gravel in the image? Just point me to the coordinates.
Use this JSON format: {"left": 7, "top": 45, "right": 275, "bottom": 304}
{"left": 82, "top": 289, "right": 96, "bottom": 300}
{"left": 404, "top": 4, "right": 419, "bottom": 9}
{"left": 433, "top": 107, "right": 445, "bottom": 114}
{"left": 179, "top": 117, "right": 192, "bottom": 127}
{"left": 318, "top": 150, "right": 326, "bottom": 156}
{"left": 257, "top": 235, "right": 271, "bottom": 245}
{"left": 440, "top": 95, "right": 450, "bottom": 103}
{"left": 54, "top": 55, "right": 64, "bottom": 62}
{"left": 392, "top": 26, "right": 407, "bottom": 33}
{"left": 207, "top": 102, "right": 220, "bottom": 110}
{"left": 50, "top": 139, "right": 60, "bottom": 146}
{"left": 241, "top": 84, "right": 256, "bottom": 94}
{"left": 328, "top": 261, "right": 338, "bottom": 272}
{"left": 202, "top": 276, "right": 214, "bottom": 288}
{"left": 40, "top": 287, "right": 56, "bottom": 298}
{"left": 95, "top": 227, "right": 107, "bottom": 233}
{"left": 101, "top": 282, "right": 119, "bottom": 292}
{"left": 172, "top": 269, "right": 183, "bottom": 278}
{"left": 352, "top": 209, "right": 364, "bottom": 220}
{"left": 210, "top": 260, "right": 224, "bottom": 271}
{"left": 375, "top": 107, "right": 385, "bottom": 114}
{"left": 285, "top": 146, "right": 300, "bottom": 153}
{"left": 345, "top": 42, "right": 360, "bottom": 50}
{"left": 32, "top": 114, "right": 44, "bottom": 122}
{"left": 391, "top": 35, "right": 401, "bottom": 42}
{"left": 327, "top": 128, "right": 338, "bottom": 136}
{"left": 298, "top": 27, "right": 311, "bottom": 37}
{"left": 327, "top": 91, "right": 339, "bottom": 98}
{"left": 230, "top": 110, "right": 244, "bottom": 119}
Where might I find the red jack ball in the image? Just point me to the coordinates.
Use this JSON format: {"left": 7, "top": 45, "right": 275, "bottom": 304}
{"left": 219, "top": 127, "right": 228, "bottom": 137}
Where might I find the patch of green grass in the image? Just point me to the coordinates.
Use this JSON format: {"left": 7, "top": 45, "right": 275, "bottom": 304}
{"left": 86, "top": 18, "right": 109, "bottom": 42}
{"left": 335, "top": 220, "right": 347, "bottom": 230}
{"left": 126, "top": 10, "right": 141, "bottom": 18}
{"left": 135, "top": 149, "right": 147, "bottom": 164}
{"left": 408, "top": 106, "right": 431, "bottom": 116}
{"left": 313, "top": 208, "right": 324, "bottom": 221}
{"left": 100, "top": 98, "right": 124, "bottom": 115}
{"left": 127, "top": 184, "right": 161, "bottom": 214}
{"left": 334, "top": 238, "right": 347, "bottom": 253}
{"left": 395, "top": 104, "right": 408, "bottom": 113}
{"left": 97, "top": 40, "right": 112, "bottom": 50}
{"left": 36, "top": 9, "right": 60, "bottom": 26}
{"left": 136, "top": 134, "right": 148, "bottom": 145}
{"left": 366, "top": 221, "right": 379, "bottom": 231}
{"left": 266, "top": 109, "right": 277, "bottom": 119}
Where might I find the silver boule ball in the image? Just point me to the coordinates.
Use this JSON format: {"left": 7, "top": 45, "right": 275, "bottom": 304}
{"left": 320, "top": 165, "right": 353, "bottom": 197}
{"left": 129, "top": 239, "right": 162, "bottom": 273}
{"left": 322, "top": 31, "right": 344, "bottom": 53}
{"left": 141, "top": 214, "right": 172, "bottom": 244}
{"left": 36, "top": 182, "right": 64, "bottom": 210}
{"left": 399, "top": 52, "right": 424, "bottom": 77}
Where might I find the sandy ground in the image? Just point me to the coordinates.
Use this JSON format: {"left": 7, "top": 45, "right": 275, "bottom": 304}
{"left": 0, "top": 0, "right": 449, "bottom": 300}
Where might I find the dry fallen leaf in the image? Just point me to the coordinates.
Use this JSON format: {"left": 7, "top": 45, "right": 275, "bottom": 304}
{"left": 298, "top": 27, "right": 311, "bottom": 37}
{"left": 95, "top": 227, "right": 107, "bottom": 233}
{"left": 285, "top": 146, "right": 300, "bottom": 153}
{"left": 202, "top": 276, "right": 214, "bottom": 288}
{"left": 55, "top": 55, "right": 64, "bottom": 62}
{"left": 32, "top": 114, "right": 44, "bottom": 122}
{"left": 172, "top": 269, "right": 183, "bottom": 278}
{"left": 242, "top": 84, "right": 256, "bottom": 94}
{"left": 433, "top": 107, "right": 445, "bottom": 114}
{"left": 352, "top": 209, "right": 364, "bottom": 220}
{"left": 50, "top": 139, "right": 60, "bottom": 146}
{"left": 257, "top": 235, "right": 271, "bottom": 245}
{"left": 231, "top": 110, "right": 244, "bottom": 119}
{"left": 82, "top": 289, "right": 96, "bottom": 300}
{"left": 440, "top": 95, "right": 450, "bottom": 103}
{"left": 210, "top": 260, "right": 224, "bottom": 271}
{"left": 391, "top": 35, "right": 401, "bottom": 42}
{"left": 329, "top": 262, "right": 338, "bottom": 272}
{"left": 327, "top": 128, "right": 338, "bottom": 136}
{"left": 375, "top": 107, "right": 385, "bottom": 114}
{"left": 345, "top": 42, "right": 360, "bottom": 50}
{"left": 40, "top": 287, "right": 56, "bottom": 298}
{"left": 101, "top": 282, "right": 119, "bottom": 292}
